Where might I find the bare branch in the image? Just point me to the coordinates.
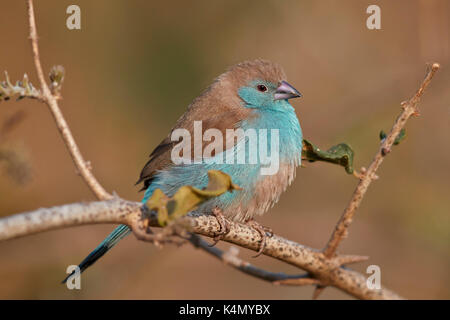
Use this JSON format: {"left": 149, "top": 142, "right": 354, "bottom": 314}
{"left": 0, "top": 199, "right": 403, "bottom": 300}
{"left": 323, "top": 63, "right": 441, "bottom": 258}
{"left": 26, "top": 0, "right": 111, "bottom": 201}
{"left": 189, "top": 234, "right": 314, "bottom": 284}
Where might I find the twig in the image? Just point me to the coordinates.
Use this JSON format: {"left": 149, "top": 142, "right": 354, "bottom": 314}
{"left": 189, "top": 234, "right": 316, "bottom": 285}
{"left": 323, "top": 63, "right": 440, "bottom": 258}
{"left": 26, "top": 0, "right": 111, "bottom": 201}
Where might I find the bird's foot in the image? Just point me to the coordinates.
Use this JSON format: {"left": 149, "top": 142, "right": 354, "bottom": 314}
{"left": 209, "top": 207, "right": 231, "bottom": 247}
{"left": 245, "top": 219, "right": 273, "bottom": 257}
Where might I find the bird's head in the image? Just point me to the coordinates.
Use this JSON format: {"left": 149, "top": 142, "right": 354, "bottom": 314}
{"left": 216, "top": 59, "right": 302, "bottom": 111}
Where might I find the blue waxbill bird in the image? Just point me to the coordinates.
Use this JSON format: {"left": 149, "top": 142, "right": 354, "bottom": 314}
{"left": 63, "top": 59, "right": 302, "bottom": 283}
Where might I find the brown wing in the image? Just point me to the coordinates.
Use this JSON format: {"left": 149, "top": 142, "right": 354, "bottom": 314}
{"left": 136, "top": 93, "right": 254, "bottom": 191}
{"left": 136, "top": 137, "right": 174, "bottom": 190}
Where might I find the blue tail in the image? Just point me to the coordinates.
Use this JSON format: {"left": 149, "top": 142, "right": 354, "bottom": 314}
{"left": 62, "top": 224, "right": 131, "bottom": 283}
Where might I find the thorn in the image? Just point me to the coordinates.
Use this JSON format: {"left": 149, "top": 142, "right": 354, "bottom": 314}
{"left": 355, "top": 167, "right": 367, "bottom": 179}
{"left": 274, "top": 277, "right": 320, "bottom": 286}
{"left": 381, "top": 147, "right": 391, "bottom": 156}
{"left": 4, "top": 71, "right": 13, "bottom": 88}
{"left": 412, "top": 110, "right": 421, "bottom": 117}
{"left": 312, "top": 285, "right": 326, "bottom": 300}
{"left": 23, "top": 74, "right": 31, "bottom": 93}
{"left": 431, "top": 62, "right": 440, "bottom": 70}
{"left": 335, "top": 254, "right": 369, "bottom": 266}
{"left": 353, "top": 171, "right": 363, "bottom": 179}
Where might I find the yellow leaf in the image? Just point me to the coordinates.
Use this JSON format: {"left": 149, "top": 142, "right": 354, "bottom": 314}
{"left": 145, "top": 170, "right": 241, "bottom": 226}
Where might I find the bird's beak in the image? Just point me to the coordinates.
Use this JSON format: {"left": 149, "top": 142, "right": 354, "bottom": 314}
{"left": 274, "top": 80, "right": 302, "bottom": 100}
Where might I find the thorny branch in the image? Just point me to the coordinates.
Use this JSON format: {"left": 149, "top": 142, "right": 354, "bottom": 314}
{"left": 0, "top": 199, "right": 400, "bottom": 299}
{"left": 188, "top": 234, "right": 316, "bottom": 285}
{"left": 0, "top": 0, "right": 441, "bottom": 300}
{"left": 323, "top": 63, "right": 441, "bottom": 259}
{"left": 306, "top": 62, "right": 441, "bottom": 298}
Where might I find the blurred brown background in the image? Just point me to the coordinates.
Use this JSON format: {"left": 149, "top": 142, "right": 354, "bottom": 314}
{"left": 0, "top": 0, "right": 449, "bottom": 299}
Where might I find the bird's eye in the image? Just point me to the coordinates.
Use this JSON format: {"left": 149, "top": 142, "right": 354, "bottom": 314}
{"left": 257, "top": 84, "right": 267, "bottom": 92}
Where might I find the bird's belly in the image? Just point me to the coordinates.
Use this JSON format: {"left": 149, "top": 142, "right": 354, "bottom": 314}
{"left": 143, "top": 119, "right": 302, "bottom": 222}
{"left": 197, "top": 162, "right": 297, "bottom": 222}
{"left": 143, "top": 160, "right": 298, "bottom": 223}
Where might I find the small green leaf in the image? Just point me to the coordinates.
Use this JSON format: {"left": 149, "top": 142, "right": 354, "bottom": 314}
{"left": 302, "top": 139, "right": 355, "bottom": 174}
{"left": 379, "top": 128, "right": 406, "bottom": 145}
{"left": 145, "top": 170, "right": 241, "bottom": 226}
{"left": 49, "top": 65, "right": 65, "bottom": 94}
{"left": 49, "top": 65, "right": 65, "bottom": 85}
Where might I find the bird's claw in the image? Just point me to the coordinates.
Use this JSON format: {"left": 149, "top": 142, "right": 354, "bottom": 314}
{"left": 209, "top": 207, "right": 231, "bottom": 247}
{"left": 245, "top": 220, "right": 273, "bottom": 257}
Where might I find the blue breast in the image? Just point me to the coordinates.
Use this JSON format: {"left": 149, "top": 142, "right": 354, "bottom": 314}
{"left": 142, "top": 101, "right": 302, "bottom": 220}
